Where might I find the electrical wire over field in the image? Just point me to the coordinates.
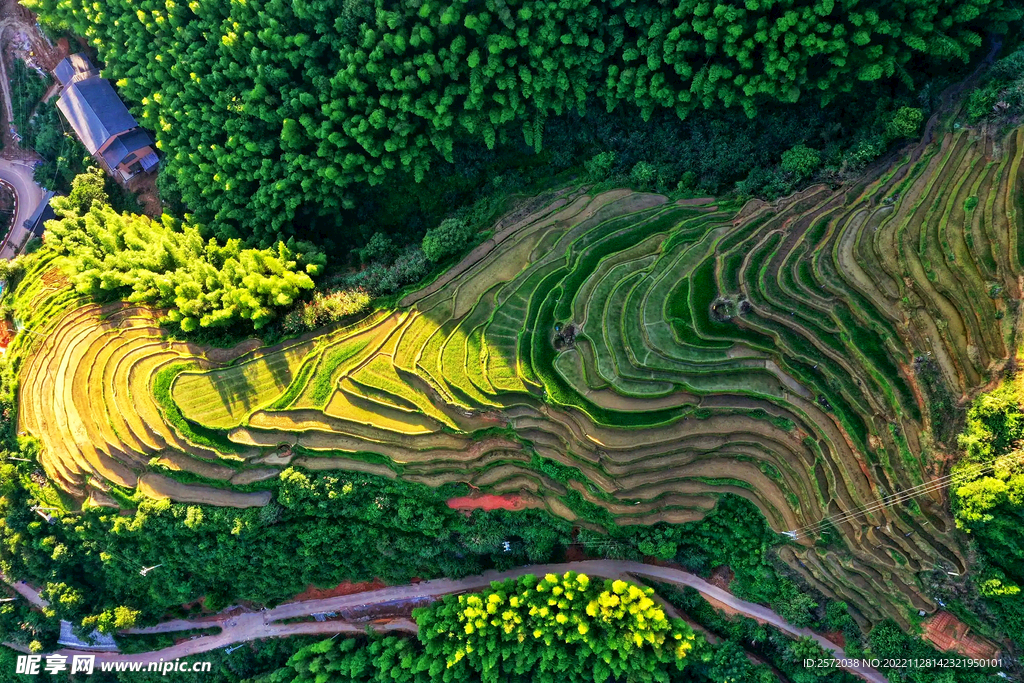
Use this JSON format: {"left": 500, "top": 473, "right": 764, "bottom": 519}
{"left": 786, "top": 451, "right": 1024, "bottom": 540}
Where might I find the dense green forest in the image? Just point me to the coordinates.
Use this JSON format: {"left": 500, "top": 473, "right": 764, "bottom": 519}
{"left": 26, "top": 0, "right": 1019, "bottom": 248}
{"left": 9, "top": 60, "right": 50, "bottom": 136}
{"left": 950, "top": 376, "right": 1024, "bottom": 646}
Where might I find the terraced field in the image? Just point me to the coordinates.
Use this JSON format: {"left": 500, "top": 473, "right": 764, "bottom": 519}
{"left": 19, "top": 125, "right": 1024, "bottom": 625}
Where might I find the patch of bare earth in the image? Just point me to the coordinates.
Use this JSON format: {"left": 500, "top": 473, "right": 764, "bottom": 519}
{"left": 127, "top": 171, "right": 162, "bottom": 217}
{"left": 446, "top": 492, "right": 523, "bottom": 512}
{"left": 289, "top": 579, "right": 387, "bottom": 602}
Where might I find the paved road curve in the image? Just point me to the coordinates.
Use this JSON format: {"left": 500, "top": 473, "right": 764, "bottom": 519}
{"left": 0, "top": 158, "right": 44, "bottom": 259}
{"left": 6, "top": 580, "right": 46, "bottom": 608}
{"left": 50, "top": 560, "right": 888, "bottom": 683}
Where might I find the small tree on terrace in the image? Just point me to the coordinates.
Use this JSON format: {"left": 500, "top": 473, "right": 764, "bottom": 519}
{"left": 781, "top": 145, "right": 822, "bottom": 178}
{"left": 422, "top": 218, "right": 473, "bottom": 262}
{"left": 886, "top": 107, "right": 924, "bottom": 141}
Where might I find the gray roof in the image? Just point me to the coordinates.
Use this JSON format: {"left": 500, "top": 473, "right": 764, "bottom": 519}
{"left": 56, "top": 76, "right": 139, "bottom": 154}
{"left": 24, "top": 190, "right": 56, "bottom": 237}
{"left": 54, "top": 53, "right": 95, "bottom": 86}
{"left": 58, "top": 620, "right": 118, "bottom": 651}
{"left": 139, "top": 151, "right": 159, "bottom": 171}
{"left": 100, "top": 128, "right": 153, "bottom": 168}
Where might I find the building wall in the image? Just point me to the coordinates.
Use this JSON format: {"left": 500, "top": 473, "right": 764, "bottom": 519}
{"left": 115, "top": 145, "right": 156, "bottom": 176}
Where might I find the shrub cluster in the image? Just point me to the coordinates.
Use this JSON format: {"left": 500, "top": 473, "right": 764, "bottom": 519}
{"left": 281, "top": 288, "right": 371, "bottom": 334}
{"left": 966, "top": 45, "right": 1024, "bottom": 121}
{"left": 422, "top": 218, "right": 475, "bottom": 263}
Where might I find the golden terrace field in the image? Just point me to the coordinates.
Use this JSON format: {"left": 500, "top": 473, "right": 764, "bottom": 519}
{"left": 18, "top": 125, "right": 1024, "bottom": 626}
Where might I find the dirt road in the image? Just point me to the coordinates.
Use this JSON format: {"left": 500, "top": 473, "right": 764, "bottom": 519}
{"left": 78, "top": 560, "right": 887, "bottom": 683}
{"left": 6, "top": 579, "right": 47, "bottom": 607}
{"left": 0, "top": 22, "right": 14, "bottom": 125}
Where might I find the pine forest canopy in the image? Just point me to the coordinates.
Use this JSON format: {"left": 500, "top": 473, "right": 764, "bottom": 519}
{"left": 27, "top": 0, "right": 1020, "bottom": 244}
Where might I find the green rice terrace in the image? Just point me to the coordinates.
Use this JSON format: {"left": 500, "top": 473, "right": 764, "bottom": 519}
{"left": 19, "top": 124, "right": 1024, "bottom": 627}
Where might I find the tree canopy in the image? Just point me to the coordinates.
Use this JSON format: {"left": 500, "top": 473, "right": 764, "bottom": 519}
{"left": 45, "top": 170, "right": 325, "bottom": 331}
{"left": 951, "top": 376, "right": 1024, "bottom": 645}
{"left": 26, "top": 0, "right": 1019, "bottom": 242}
{"left": 273, "top": 573, "right": 694, "bottom": 683}
{"left": 420, "top": 572, "right": 694, "bottom": 682}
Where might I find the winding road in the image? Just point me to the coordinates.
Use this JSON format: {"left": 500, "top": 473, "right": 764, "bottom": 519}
{"left": 9, "top": 561, "right": 887, "bottom": 683}
{"left": 0, "top": 158, "right": 43, "bottom": 258}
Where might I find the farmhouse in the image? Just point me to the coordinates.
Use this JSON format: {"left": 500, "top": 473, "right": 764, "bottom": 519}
{"left": 54, "top": 54, "right": 158, "bottom": 182}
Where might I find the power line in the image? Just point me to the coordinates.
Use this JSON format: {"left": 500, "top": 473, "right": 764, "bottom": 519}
{"left": 787, "top": 451, "right": 1024, "bottom": 539}
{"left": 789, "top": 457, "right": 1009, "bottom": 539}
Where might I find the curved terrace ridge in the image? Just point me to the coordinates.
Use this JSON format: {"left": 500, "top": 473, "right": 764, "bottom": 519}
{"left": 18, "top": 125, "right": 1024, "bottom": 626}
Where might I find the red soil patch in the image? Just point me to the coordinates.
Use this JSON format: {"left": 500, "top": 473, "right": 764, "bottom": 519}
{"left": 703, "top": 593, "right": 770, "bottom": 626}
{"left": 821, "top": 631, "right": 846, "bottom": 648}
{"left": 921, "top": 611, "right": 1000, "bottom": 659}
{"left": 446, "top": 493, "right": 523, "bottom": 512}
{"left": 0, "top": 320, "right": 14, "bottom": 350}
{"left": 290, "top": 579, "right": 386, "bottom": 602}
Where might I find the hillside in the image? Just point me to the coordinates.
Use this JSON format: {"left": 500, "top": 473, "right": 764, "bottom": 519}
{"left": 13, "top": 122, "right": 1023, "bottom": 632}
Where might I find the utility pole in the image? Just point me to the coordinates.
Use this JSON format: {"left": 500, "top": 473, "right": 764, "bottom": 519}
{"left": 30, "top": 506, "right": 59, "bottom": 523}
